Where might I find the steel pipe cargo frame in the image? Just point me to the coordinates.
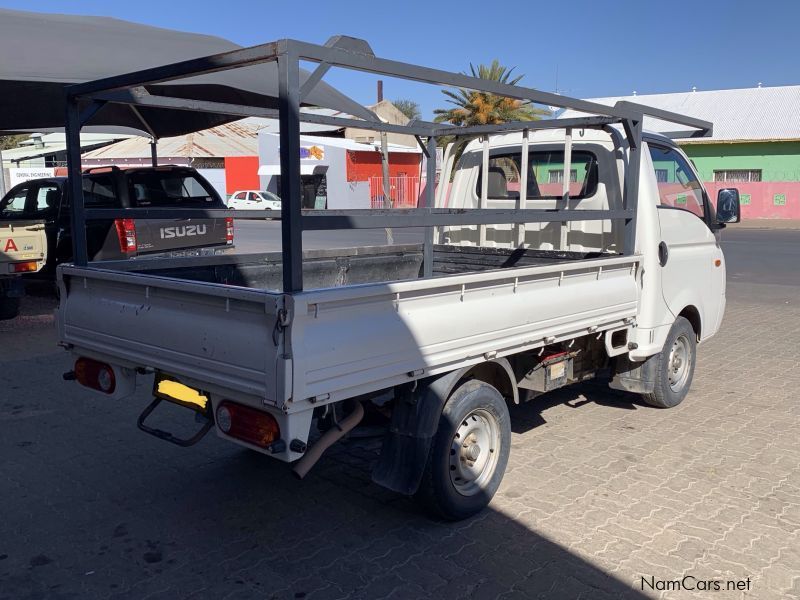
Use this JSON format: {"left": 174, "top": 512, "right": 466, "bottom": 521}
{"left": 64, "top": 36, "right": 712, "bottom": 292}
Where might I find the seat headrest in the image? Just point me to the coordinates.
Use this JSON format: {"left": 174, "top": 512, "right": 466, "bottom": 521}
{"left": 45, "top": 189, "right": 59, "bottom": 208}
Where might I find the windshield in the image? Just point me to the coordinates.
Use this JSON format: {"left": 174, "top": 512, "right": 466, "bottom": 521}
{"left": 127, "top": 171, "right": 221, "bottom": 207}
{"left": 260, "top": 191, "right": 281, "bottom": 202}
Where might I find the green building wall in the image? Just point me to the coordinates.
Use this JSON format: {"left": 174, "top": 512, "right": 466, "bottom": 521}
{"left": 681, "top": 141, "right": 800, "bottom": 182}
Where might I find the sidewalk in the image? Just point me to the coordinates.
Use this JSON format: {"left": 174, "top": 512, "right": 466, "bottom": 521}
{"left": 736, "top": 219, "right": 800, "bottom": 230}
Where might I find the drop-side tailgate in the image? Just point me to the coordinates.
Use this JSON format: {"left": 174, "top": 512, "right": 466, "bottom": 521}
{"left": 56, "top": 266, "right": 284, "bottom": 403}
{"left": 0, "top": 220, "right": 47, "bottom": 273}
{"left": 134, "top": 218, "right": 229, "bottom": 254}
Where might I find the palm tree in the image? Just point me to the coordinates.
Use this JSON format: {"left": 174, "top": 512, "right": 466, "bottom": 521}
{"left": 392, "top": 98, "right": 421, "bottom": 121}
{"left": 434, "top": 60, "right": 549, "bottom": 126}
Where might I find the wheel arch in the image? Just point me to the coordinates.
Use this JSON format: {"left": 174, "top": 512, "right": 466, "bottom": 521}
{"left": 456, "top": 358, "right": 519, "bottom": 405}
{"left": 678, "top": 305, "right": 702, "bottom": 340}
{"left": 371, "top": 358, "right": 517, "bottom": 495}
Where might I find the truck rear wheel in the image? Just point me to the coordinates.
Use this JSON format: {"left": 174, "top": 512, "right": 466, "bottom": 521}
{"left": 642, "top": 316, "right": 696, "bottom": 408}
{"left": 416, "top": 379, "right": 510, "bottom": 520}
{"left": 0, "top": 296, "right": 20, "bottom": 320}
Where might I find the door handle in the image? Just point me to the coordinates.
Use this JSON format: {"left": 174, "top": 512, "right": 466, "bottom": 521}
{"left": 658, "top": 241, "right": 669, "bottom": 266}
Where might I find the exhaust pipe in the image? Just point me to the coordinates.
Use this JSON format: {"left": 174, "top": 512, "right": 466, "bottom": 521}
{"left": 292, "top": 401, "right": 365, "bottom": 479}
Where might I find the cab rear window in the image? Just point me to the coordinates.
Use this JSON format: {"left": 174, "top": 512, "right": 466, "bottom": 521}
{"left": 476, "top": 150, "right": 599, "bottom": 200}
{"left": 127, "top": 172, "right": 221, "bottom": 207}
{"left": 82, "top": 175, "right": 121, "bottom": 207}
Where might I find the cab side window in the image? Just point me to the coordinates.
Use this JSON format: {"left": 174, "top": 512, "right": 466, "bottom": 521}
{"left": 248, "top": 192, "right": 260, "bottom": 202}
{"left": 82, "top": 175, "right": 119, "bottom": 207}
{"left": 648, "top": 144, "right": 706, "bottom": 219}
{"left": 0, "top": 186, "right": 29, "bottom": 216}
{"left": 33, "top": 185, "right": 60, "bottom": 214}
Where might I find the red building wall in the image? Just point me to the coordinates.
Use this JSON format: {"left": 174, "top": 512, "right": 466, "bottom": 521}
{"left": 224, "top": 156, "right": 260, "bottom": 194}
{"left": 345, "top": 151, "right": 421, "bottom": 181}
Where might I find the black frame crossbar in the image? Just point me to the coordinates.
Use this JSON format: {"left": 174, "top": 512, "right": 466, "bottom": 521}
{"left": 64, "top": 36, "right": 712, "bottom": 292}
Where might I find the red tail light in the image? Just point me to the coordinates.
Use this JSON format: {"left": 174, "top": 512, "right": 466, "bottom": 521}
{"left": 74, "top": 357, "right": 116, "bottom": 394}
{"left": 225, "top": 217, "right": 234, "bottom": 244}
{"left": 215, "top": 401, "right": 279, "bottom": 447}
{"left": 114, "top": 218, "right": 137, "bottom": 253}
{"left": 11, "top": 260, "right": 39, "bottom": 273}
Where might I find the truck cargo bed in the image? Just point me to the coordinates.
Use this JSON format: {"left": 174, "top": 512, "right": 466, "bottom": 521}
{"left": 57, "top": 245, "right": 639, "bottom": 410}
{"left": 95, "top": 243, "right": 613, "bottom": 290}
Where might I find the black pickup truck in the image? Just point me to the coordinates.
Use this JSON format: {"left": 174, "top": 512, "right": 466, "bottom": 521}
{"left": 0, "top": 165, "right": 233, "bottom": 317}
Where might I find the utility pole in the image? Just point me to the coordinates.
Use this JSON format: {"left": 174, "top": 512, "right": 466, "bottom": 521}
{"left": 0, "top": 148, "right": 6, "bottom": 197}
{"left": 377, "top": 80, "right": 393, "bottom": 245}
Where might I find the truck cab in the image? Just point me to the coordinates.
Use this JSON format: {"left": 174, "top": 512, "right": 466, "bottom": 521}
{"left": 440, "top": 128, "right": 736, "bottom": 362}
{"left": 0, "top": 165, "right": 234, "bottom": 318}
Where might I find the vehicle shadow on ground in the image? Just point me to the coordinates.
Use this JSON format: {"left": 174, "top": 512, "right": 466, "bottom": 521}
{"left": 1, "top": 388, "right": 651, "bottom": 600}
{"left": 509, "top": 381, "right": 648, "bottom": 434}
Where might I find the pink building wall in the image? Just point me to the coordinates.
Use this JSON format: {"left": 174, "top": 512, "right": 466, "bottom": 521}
{"left": 703, "top": 182, "right": 800, "bottom": 220}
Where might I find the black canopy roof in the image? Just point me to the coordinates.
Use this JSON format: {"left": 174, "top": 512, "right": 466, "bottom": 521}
{"left": 0, "top": 9, "right": 372, "bottom": 137}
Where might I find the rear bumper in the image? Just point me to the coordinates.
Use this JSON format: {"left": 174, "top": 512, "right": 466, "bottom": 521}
{"left": 137, "top": 244, "right": 233, "bottom": 260}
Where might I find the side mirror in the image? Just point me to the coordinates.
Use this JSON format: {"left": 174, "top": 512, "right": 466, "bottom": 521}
{"left": 716, "top": 188, "right": 741, "bottom": 224}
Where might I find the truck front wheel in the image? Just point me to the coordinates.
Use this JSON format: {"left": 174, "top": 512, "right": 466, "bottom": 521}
{"left": 643, "top": 316, "right": 697, "bottom": 408}
{"left": 416, "top": 380, "right": 510, "bottom": 520}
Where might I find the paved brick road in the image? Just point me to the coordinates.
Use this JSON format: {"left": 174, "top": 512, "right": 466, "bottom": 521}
{"left": 1, "top": 278, "right": 798, "bottom": 600}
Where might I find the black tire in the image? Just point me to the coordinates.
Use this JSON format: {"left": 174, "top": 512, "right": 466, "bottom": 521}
{"left": 0, "top": 295, "right": 20, "bottom": 320}
{"left": 642, "top": 316, "right": 697, "bottom": 408}
{"left": 416, "top": 379, "right": 511, "bottom": 521}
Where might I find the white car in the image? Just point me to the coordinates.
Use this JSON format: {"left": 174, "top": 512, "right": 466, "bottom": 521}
{"left": 227, "top": 190, "right": 282, "bottom": 216}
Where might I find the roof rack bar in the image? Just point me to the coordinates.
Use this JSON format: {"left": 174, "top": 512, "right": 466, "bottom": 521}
{"left": 71, "top": 36, "right": 638, "bottom": 122}
{"left": 301, "top": 209, "right": 634, "bottom": 230}
{"left": 81, "top": 207, "right": 634, "bottom": 227}
{"left": 615, "top": 100, "right": 713, "bottom": 135}
{"left": 288, "top": 40, "right": 636, "bottom": 119}
{"left": 432, "top": 116, "right": 618, "bottom": 138}
{"left": 69, "top": 41, "right": 281, "bottom": 97}
{"left": 90, "top": 88, "right": 439, "bottom": 136}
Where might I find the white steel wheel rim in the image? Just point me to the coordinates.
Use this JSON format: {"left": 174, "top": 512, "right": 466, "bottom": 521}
{"left": 668, "top": 334, "right": 692, "bottom": 392}
{"left": 449, "top": 408, "right": 501, "bottom": 497}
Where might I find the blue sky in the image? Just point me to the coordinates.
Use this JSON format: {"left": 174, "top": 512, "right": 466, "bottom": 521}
{"left": 3, "top": 0, "right": 799, "bottom": 119}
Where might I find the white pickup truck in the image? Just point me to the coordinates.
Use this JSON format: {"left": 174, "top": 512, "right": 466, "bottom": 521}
{"left": 55, "top": 39, "right": 741, "bottom": 520}
{"left": 0, "top": 218, "right": 47, "bottom": 319}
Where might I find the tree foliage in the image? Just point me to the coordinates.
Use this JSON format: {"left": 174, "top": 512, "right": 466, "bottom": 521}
{"left": 392, "top": 98, "right": 421, "bottom": 121}
{"left": 434, "top": 60, "right": 549, "bottom": 126}
{"left": 0, "top": 135, "right": 27, "bottom": 151}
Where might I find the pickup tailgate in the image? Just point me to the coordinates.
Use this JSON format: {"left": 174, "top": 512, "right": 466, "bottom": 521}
{"left": 57, "top": 266, "right": 285, "bottom": 403}
{"left": 134, "top": 218, "right": 230, "bottom": 254}
{"left": 0, "top": 220, "right": 47, "bottom": 274}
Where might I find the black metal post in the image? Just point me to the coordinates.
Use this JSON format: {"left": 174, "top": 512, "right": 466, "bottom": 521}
{"left": 423, "top": 136, "right": 437, "bottom": 277}
{"left": 150, "top": 139, "right": 158, "bottom": 167}
{"left": 65, "top": 96, "right": 88, "bottom": 266}
{"left": 622, "top": 118, "right": 642, "bottom": 256}
{"left": 277, "top": 50, "right": 304, "bottom": 293}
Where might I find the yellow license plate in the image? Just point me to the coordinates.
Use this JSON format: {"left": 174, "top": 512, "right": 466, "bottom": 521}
{"left": 154, "top": 375, "right": 209, "bottom": 413}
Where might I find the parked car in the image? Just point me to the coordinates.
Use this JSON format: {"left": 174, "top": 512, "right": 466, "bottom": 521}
{"left": 0, "top": 165, "right": 233, "bottom": 318}
{"left": 0, "top": 212, "right": 47, "bottom": 319}
{"left": 227, "top": 190, "right": 282, "bottom": 216}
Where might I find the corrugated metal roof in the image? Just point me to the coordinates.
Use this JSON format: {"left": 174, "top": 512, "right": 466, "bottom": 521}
{"left": 1, "top": 132, "right": 131, "bottom": 162}
{"left": 562, "top": 85, "right": 800, "bottom": 143}
{"left": 258, "top": 132, "right": 420, "bottom": 153}
{"left": 81, "top": 119, "right": 268, "bottom": 160}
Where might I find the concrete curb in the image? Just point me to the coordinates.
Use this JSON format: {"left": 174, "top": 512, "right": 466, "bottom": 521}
{"left": 735, "top": 219, "right": 800, "bottom": 230}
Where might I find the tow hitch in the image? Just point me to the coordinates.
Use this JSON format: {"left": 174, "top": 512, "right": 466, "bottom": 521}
{"left": 137, "top": 396, "right": 214, "bottom": 447}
